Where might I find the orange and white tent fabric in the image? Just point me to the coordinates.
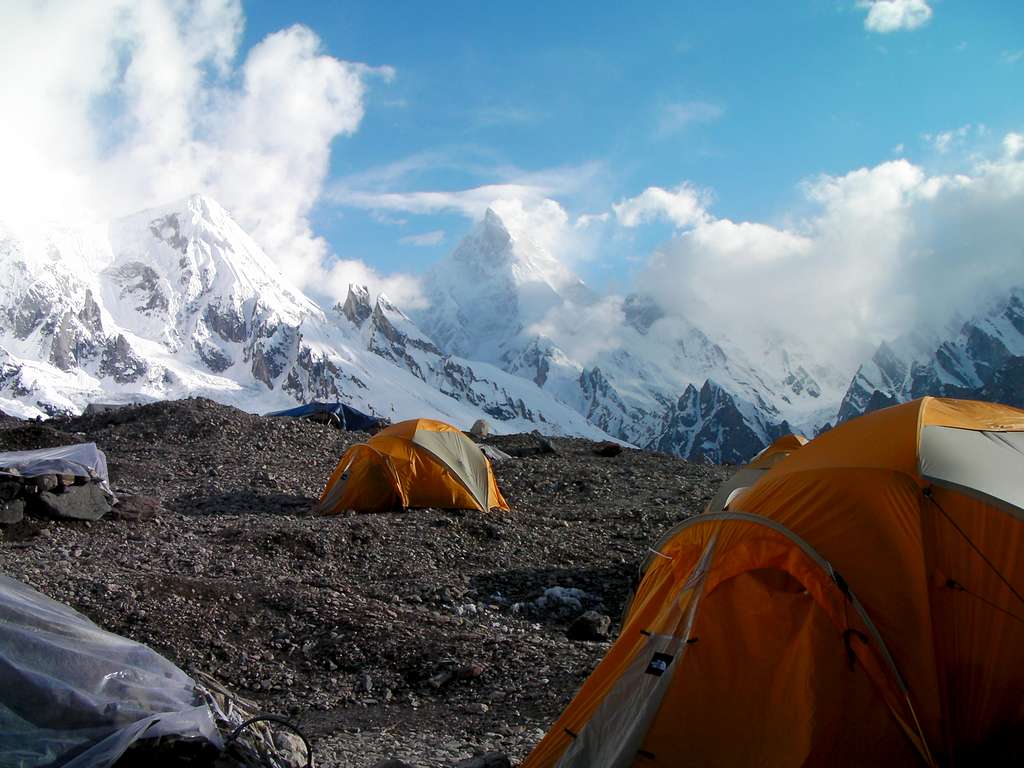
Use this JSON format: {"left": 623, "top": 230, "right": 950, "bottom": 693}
{"left": 318, "top": 418, "right": 509, "bottom": 514}
{"left": 703, "top": 432, "right": 807, "bottom": 514}
{"left": 523, "top": 397, "right": 1024, "bottom": 767}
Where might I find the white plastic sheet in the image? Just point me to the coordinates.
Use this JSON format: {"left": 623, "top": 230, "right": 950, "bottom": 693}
{"left": 0, "top": 575, "right": 222, "bottom": 767}
{"left": 0, "top": 443, "right": 114, "bottom": 497}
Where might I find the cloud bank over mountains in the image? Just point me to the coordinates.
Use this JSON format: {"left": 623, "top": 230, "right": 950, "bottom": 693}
{"left": 2, "top": 0, "right": 1022, "bottom": 378}
{"left": 0, "top": 0, "right": 394, "bottom": 302}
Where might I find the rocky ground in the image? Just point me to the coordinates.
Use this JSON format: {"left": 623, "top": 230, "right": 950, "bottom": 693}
{"left": 0, "top": 399, "right": 728, "bottom": 767}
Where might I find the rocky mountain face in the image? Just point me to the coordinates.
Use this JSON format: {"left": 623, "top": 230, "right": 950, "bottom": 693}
{"left": 8, "top": 194, "right": 1012, "bottom": 462}
{"left": 0, "top": 196, "right": 610, "bottom": 440}
{"left": 838, "top": 291, "right": 1024, "bottom": 421}
{"left": 414, "top": 209, "right": 845, "bottom": 463}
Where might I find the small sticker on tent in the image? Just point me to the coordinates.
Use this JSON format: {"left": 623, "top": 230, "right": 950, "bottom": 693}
{"left": 645, "top": 652, "right": 674, "bottom": 676}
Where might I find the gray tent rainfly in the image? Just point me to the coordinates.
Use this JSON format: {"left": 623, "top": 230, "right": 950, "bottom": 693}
{"left": 0, "top": 442, "right": 115, "bottom": 497}
{"left": 0, "top": 575, "right": 222, "bottom": 767}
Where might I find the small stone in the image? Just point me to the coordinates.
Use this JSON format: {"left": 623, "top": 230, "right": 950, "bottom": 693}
{"left": 0, "top": 498, "right": 25, "bottom": 524}
{"left": 457, "top": 662, "right": 485, "bottom": 679}
{"left": 357, "top": 671, "right": 373, "bottom": 693}
{"left": 462, "top": 702, "right": 489, "bottom": 715}
{"left": 0, "top": 481, "right": 23, "bottom": 501}
{"left": 567, "top": 610, "right": 612, "bottom": 641}
{"left": 33, "top": 475, "right": 58, "bottom": 493}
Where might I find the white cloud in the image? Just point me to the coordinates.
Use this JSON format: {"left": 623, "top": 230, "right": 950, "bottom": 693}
{"left": 527, "top": 296, "right": 626, "bottom": 364}
{"left": 893, "top": 143, "right": 905, "bottom": 155}
{"left": 0, "top": 0, "right": 392, "bottom": 304}
{"left": 655, "top": 101, "right": 724, "bottom": 137}
{"left": 575, "top": 212, "right": 610, "bottom": 229}
{"left": 328, "top": 160, "right": 605, "bottom": 268}
{"left": 399, "top": 230, "right": 445, "bottom": 246}
{"left": 329, "top": 159, "right": 602, "bottom": 218}
{"left": 635, "top": 142, "right": 1024, "bottom": 369}
{"left": 857, "top": 0, "right": 933, "bottom": 33}
{"left": 324, "top": 260, "right": 427, "bottom": 310}
{"left": 1004, "top": 50, "right": 1024, "bottom": 64}
{"left": 612, "top": 184, "right": 709, "bottom": 228}
{"left": 923, "top": 124, "right": 973, "bottom": 154}
{"left": 1005, "top": 133, "right": 1024, "bottom": 160}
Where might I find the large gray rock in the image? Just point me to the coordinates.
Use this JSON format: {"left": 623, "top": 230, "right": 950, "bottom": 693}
{"left": 0, "top": 498, "right": 25, "bottom": 524}
{"left": 36, "top": 483, "right": 111, "bottom": 521}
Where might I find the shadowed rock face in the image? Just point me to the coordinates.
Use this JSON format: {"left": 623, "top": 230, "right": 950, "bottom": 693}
{"left": 654, "top": 380, "right": 767, "bottom": 464}
{"left": 100, "top": 335, "right": 147, "bottom": 383}
{"left": 341, "top": 285, "right": 372, "bottom": 327}
{"left": 623, "top": 293, "right": 664, "bottom": 335}
{"left": 12, "top": 288, "right": 54, "bottom": 340}
{"left": 839, "top": 289, "right": 1024, "bottom": 422}
{"left": 148, "top": 213, "right": 190, "bottom": 253}
{"left": 112, "top": 263, "right": 169, "bottom": 315}
{"left": 204, "top": 303, "right": 248, "bottom": 344}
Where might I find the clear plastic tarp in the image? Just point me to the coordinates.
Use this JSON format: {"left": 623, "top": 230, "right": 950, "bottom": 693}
{"left": 0, "top": 575, "right": 222, "bottom": 767}
{"left": 0, "top": 443, "right": 114, "bottom": 496}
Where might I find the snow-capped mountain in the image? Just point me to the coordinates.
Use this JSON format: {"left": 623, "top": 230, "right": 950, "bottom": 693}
{"left": 0, "top": 196, "right": 611, "bottom": 440}
{"left": 838, "top": 290, "right": 1024, "bottom": 420}
{"left": 413, "top": 208, "right": 848, "bottom": 463}
{"left": 417, "top": 208, "right": 595, "bottom": 363}
{"left": 12, "top": 194, "right": 1012, "bottom": 463}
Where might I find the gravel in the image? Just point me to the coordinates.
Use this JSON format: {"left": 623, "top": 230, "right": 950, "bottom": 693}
{"left": 0, "top": 398, "right": 728, "bottom": 767}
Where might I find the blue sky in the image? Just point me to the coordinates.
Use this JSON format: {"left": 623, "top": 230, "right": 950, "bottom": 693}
{"left": 2, "top": 0, "right": 1023, "bottom": 357}
{"left": 238, "top": 0, "right": 1024, "bottom": 286}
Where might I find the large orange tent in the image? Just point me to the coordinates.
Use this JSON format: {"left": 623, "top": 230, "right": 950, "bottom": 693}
{"left": 318, "top": 418, "right": 509, "bottom": 514}
{"left": 523, "top": 397, "right": 1024, "bottom": 767}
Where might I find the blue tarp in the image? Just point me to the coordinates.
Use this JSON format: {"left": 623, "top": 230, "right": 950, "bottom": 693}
{"left": 264, "top": 402, "right": 385, "bottom": 432}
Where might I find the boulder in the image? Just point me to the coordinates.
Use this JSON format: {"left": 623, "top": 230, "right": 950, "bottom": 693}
{"left": 110, "top": 494, "right": 160, "bottom": 521}
{"left": 567, "top": 610, "right": 612, "bottom": 641}
{"left": 36, "top": 483, "right": 111, "bottom": 521}
{"left": 530, "top": 430, "right": 556, "bottom": 454}
{"left": 370, "top": 761, "right": 414, "bottom": 768}
{"left": 0, "top": 498, "right": 25, "bottom": 525}
{"left": 33, "top": 475, "right": 58, "bottom": 493}
{"left": 592, "top": 441, "right": 623, "bottom": 457}
{"left": 469, "top": 419, "right": 490, "bottom": 438}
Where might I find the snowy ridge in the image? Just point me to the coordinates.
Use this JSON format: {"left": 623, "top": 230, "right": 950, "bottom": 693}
{"left": 11, "top": 195, "right": 1014, "bottom": 460}
{"left": 838, "top": 290, "right": 1024, "bottom": 420}
{"left": 416, "top": 208, "right": 847, "bottom": 462}
{"left": 0, "top": 196, "right": 613, "bottom": 440}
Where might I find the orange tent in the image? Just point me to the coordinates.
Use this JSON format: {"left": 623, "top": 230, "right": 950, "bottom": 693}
{"left": 318, "top": 418, "right": 509, "bottom": 514}
{"left": 703, "top": 432, "right": 808, "bottom": 514}
{"left": 523, "top": 398, "right": 1024, "bottom": 767}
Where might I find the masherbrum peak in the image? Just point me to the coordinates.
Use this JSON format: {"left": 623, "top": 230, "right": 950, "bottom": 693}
{"left": 416, "top": 207, "right": 590, "bottom": 364}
